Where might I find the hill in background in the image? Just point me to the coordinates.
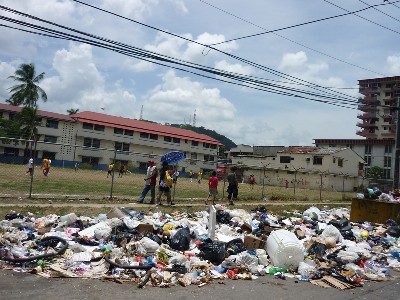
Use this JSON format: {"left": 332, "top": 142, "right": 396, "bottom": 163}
{"left": 169, "top": 124, "right": 236, "bottom": 150}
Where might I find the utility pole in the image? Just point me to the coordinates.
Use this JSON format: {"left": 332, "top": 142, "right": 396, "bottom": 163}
{"left": 393, "top": 97, "right": 400, "bottom": 190}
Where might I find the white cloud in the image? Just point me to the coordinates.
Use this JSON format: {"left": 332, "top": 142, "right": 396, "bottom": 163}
{"left": 386, "top": 54, "right": 400, "bottom": 75}
{"left": 143, "top": 70, "right": 236, "bottom": 124}
{"left": 39, "top": 43, "right": 136, "bottom": 116}
{"left": 214, "top": 60, "right": 253, "bottom": 75}
{"left": 0, "top": 62, "right": 17, "bottom": 101}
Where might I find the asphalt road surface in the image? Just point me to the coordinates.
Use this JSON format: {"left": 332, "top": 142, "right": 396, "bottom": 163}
{"left": 1, "top": 269, "right": 399, "bottom": 300}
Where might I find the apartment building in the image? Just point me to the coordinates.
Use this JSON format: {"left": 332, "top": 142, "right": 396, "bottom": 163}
{"left": 0, "top": 103, "right": 221, "bottom": 172}
{"left": 314, "top": 75, "right": 399, "bottom": 181}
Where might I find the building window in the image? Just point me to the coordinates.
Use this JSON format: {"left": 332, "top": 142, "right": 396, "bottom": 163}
{"left": 149, "top": 134, "right": 158, "bottom": 140}
{"left": 385, "top": 145, "right": 392, "bottom": 154}
{"left": 140, "top": 132, "right": 149, "bottom": 139}
{"left": 44, "top": 135, "right": 57, "bottom": 143}
{"left": 81, "top": 156, "right": 99, "bottom": 166}
{"left": 83, "top": 122, "right": 93, "bottom": 130}
{"left": 124, "top": 130, "right": 133, "bottom": 136}
{"left": 191, "top": 153, "right": 197, "bottom": 160}
{"left": 173, "top": 137, "right": 180, "bottom": 144}
{"left": 384, "top": 156, "right": 392, "bottom": 168}
{"left": 114, "top": 127, "right": 123, "bottom": 135}
{"left": 9, "top": 113, "right": 16, "bottom": 121}
{"left": 94, "top": 124, "right": 104, "bottom": 132}
{"left": 115, "top": 142, "right": 130, "bottom": 152}
{"left": 204, "top": 155, "right": 215, "bottom": 161}
{"left": 83, "top": 138, "right": 100, "bottom": 148}
{"left": 164, "top": 136, "right": 172, "bottom": 142}
{"left": 338, "top": 158, "right": 344, "bottom": 167}
{"left": 280, "top": 156, "right": 291, "bottom": 164}
{"left": 4, "top": 147, "right": 19, "bottom": 156}
{"left": 46, "top": 119, "right": 59, "bottom": 129}
{"left": 313, "top": 156, "right": 323, "bottom": 165}
{"left": 385, "top": 92, "right": 392, "bottom": 97}
{"left": 203, "top": 143, "right": 210, "bottom": 148}
{"left": 383, "top": 169, "right": 391, "bottom": 179}
{"left": 42, "top": 151, "right": 56, "bottom": 160}
{"left": 210, "top": 144, "right": 217, "bottom": 149}
{"left": 365, "top": 144, "right": 372, "bottom": 154}
{"left": 192, "top": 141, "right": 199, "bottom": 146}
{"left": 364, "top": 155, "right": 371, "bottom": 166}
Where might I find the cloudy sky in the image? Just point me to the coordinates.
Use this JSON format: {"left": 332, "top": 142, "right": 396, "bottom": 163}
{"left": 1, "top": 0, "right": 399, "bottom": 147}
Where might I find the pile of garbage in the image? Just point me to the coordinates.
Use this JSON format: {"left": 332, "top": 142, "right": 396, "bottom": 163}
{"left": 0, "top": 205, "right": 399, "bottom": 289}
{"left": 357, "top": 187, "right": 400, "bottom": 203}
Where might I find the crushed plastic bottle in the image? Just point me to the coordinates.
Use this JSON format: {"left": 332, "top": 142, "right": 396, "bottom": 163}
{"left": 268, "top": 267, "right": 288, "bottom": 275}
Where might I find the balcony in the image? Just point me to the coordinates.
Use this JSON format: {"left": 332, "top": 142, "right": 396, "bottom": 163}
{"left": 358, "top": 105, "right": 379, "bottom": 112}
{"left": 358, "top": 96, "right": 378, "bottom": 103}
{"left": 381, "top": 130, "right": 396, "bottom": 136}
{"left": 357, "top": 113, "right": 378, "bottom": 119}
{"left": 356, "top": 130, "right": 378, "bottom": 138}
{"left": 359, "top": 87, "right": 378, "bottom": 95}
{"left": 356, "top": 122, "right": 378, "bottom": 128}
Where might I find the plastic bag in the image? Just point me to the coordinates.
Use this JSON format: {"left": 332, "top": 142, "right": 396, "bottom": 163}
{"left": 225, "top": 238, "right": 246, "bottom": 255}
{"left": 170, "top": 227, "right": 191, "bottom": 251}
{"left": 139, "top": 236, "right": 160, "bottom": 253}
{"left": 198, "top": 240, "right": 227, "bottom": 265}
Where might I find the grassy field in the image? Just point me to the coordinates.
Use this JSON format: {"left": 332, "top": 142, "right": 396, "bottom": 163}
{"left": 0, "top": 163, "right": 354, "bottom": 219}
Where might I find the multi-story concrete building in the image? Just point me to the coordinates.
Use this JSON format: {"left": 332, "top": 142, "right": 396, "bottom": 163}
{"left": 0, "top": 103, "right": 221, "bottom": 173}
{"left": 314, "top": 76, "right": 400, "bottom": 181}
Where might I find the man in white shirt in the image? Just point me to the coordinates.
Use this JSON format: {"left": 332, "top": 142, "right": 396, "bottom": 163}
{"left": 138, "top": 160, "right": 158, "bottom": 204}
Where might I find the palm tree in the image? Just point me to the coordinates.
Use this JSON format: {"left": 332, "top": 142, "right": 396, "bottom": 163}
{"left": 67, "top": 108, "right": 79, "bottom": 115}
{"left": 7, "top": 63, "right": 47, "bottom": 108}
{"left": 17, "top": 107, "right": 41, "bottom": 159}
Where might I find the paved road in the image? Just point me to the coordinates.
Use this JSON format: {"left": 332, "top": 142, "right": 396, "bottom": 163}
{"left": 1, "top": 269, "right": 399, "bottom": 300}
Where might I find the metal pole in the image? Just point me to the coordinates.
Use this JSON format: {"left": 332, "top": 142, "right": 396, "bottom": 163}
{"left": 110, "top": 147, "right": 117, "bottom": 199}
{"left": 393, "top": 96, "right": 400, "bottom": 190}
{"left": 294, "top": 171, "right": 297, "bottom": 196}
{"left": 28, "top": 137, "right": 37, "bottom": 199}
{"left": 319, "top": 173, "right": 323, "bottom": 201}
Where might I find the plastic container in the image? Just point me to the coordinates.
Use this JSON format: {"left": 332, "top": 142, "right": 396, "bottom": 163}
{"left": 266, "top": 229, "right": 304, "bottom": 269}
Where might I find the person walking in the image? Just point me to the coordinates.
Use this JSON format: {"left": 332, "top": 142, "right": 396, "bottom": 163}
{"left": 227, "top": 166, "right": 238, "bottom": 205}
{"left": 156, "top": 161, "right": 174, "bottom": 206}
{"left": 138, "top": 160, "right": 157, "bottom": 204}
{"left": 107, "top": 163, "right": 114, "bottom": 178}
{"left": 205, "top": 170, "right": 218, "bottom": 205}
{"left": 118, "top": 163, "right": 127, "bottom": 177}
{"left": 26, "top": 157, "right": 33, "bottom": 176}
{"left": 41, "top": 158, "right": 50, "bottom": 176}
{"left": 249, "top": 174, "right": 255, "bottom": 189}
{"left": 197, "top": 170, "right": 203, "bottom": 184}
{"left": 189, "top": 170, "right": 194, "bottom": 182}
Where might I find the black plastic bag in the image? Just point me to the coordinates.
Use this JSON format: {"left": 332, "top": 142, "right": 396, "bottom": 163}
{"left": 198, "top": 240, "right": 227, "bottom": 265}
{"left": 225, "top": 238, "right": 246, "bottom": 255}
{"left": 146, "top": 233, "right": 162, "bottom": 245}
{"left": 216, "top": 211, "right": 231, "bottom": 224}
{"left": 385, "top": 226, "right": 400, "bottom": 238}
{"left": 170, "top": 227, "right": 191, "bottom": 251}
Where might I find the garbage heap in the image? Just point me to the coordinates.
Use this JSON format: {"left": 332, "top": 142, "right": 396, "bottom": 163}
{"left": 0, "top": 205, "right": 399, "bottom": 289}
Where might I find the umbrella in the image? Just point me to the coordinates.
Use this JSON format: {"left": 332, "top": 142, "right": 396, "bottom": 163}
{"left": 160, "top": 151, "right": 185, "bottom": 165}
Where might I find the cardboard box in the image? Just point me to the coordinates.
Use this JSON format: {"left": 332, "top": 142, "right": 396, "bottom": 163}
{"left": 241, "top": 222, "right": 253, "bottom": 234}
{"left": 244, "top": 235, "right": 267, "bottom": 250}
{"left": 136, "top": 223, "right": 155, "bottom": 234}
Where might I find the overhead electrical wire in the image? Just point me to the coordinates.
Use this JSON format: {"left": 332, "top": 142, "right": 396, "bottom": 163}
{"left": 67, "top": 1, "right": 359, "bottom": 104}
{"left": 0, "top": 4, "right": 361, "bottom": 110}
{"left": 323, "top": 0, "right": 400, "bottom": 35}
{"left": 357, "top": 0, "right": 400, "bottom": 23}
{"left": 205, "top": 1, "right": 400, "bottom": 46}
{"left": 198, "top": 0, "right": 386, "bottom": 77}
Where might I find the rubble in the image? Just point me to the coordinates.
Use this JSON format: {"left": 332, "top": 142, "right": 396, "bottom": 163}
{"left": 0, "top": 205, "right": 399, "bottom": 289}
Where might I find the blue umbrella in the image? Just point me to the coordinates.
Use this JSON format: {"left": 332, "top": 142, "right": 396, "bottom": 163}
{"left": 160, "top": 150, "right": 185, "bottom": 165}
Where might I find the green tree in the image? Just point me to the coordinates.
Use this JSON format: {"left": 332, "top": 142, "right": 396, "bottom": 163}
{"left": 7, "top": 63, "right": 47, "bottom": 108}
{"left": 367, "top": 166, "right": 384, "bottom": 179}
{"left": 67, "top": 108, "right": 79, "bottom": 115}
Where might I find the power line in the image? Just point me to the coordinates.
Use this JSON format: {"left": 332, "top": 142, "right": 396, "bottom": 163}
{"left": 0, "top": 5, "right": 360, "bottom": 109}
{"left": 357, "top": 0, "right": 400, "bottom": 23}
{"left": 323, "top": 0, "right": 400, "bottom": 35}
{"left": 198, "top": 0, "right": 386, "bottom": 77}
{"left": 206, "top": 1, "right": 400, "bottom": 46}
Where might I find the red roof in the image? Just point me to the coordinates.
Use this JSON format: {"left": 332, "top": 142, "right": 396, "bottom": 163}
{"left": 0, "top": 103, "right": 74, "bottom": 122}
{"left": 71, "top": 111, "right": 221, "bottom": 145}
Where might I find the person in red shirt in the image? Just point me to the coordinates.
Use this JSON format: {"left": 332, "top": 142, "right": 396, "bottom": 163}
{"left": 249, "top": 174, "right": 255, "bottom": 189}
{"left": 205, "top": 171, "right": 219, "bottom": 205}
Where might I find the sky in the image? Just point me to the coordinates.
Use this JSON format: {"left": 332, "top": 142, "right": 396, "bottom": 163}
{"left": 0, "top": 0, "right": 400, "bottom": 147}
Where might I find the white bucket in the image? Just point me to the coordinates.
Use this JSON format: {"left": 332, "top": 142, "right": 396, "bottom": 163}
{"left": 266, "top": 229, "right": 304, "bottom": 269}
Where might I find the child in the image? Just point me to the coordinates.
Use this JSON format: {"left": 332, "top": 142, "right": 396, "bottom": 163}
{"left": 206, "top": 171, "right": 218, "bottom": 205}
